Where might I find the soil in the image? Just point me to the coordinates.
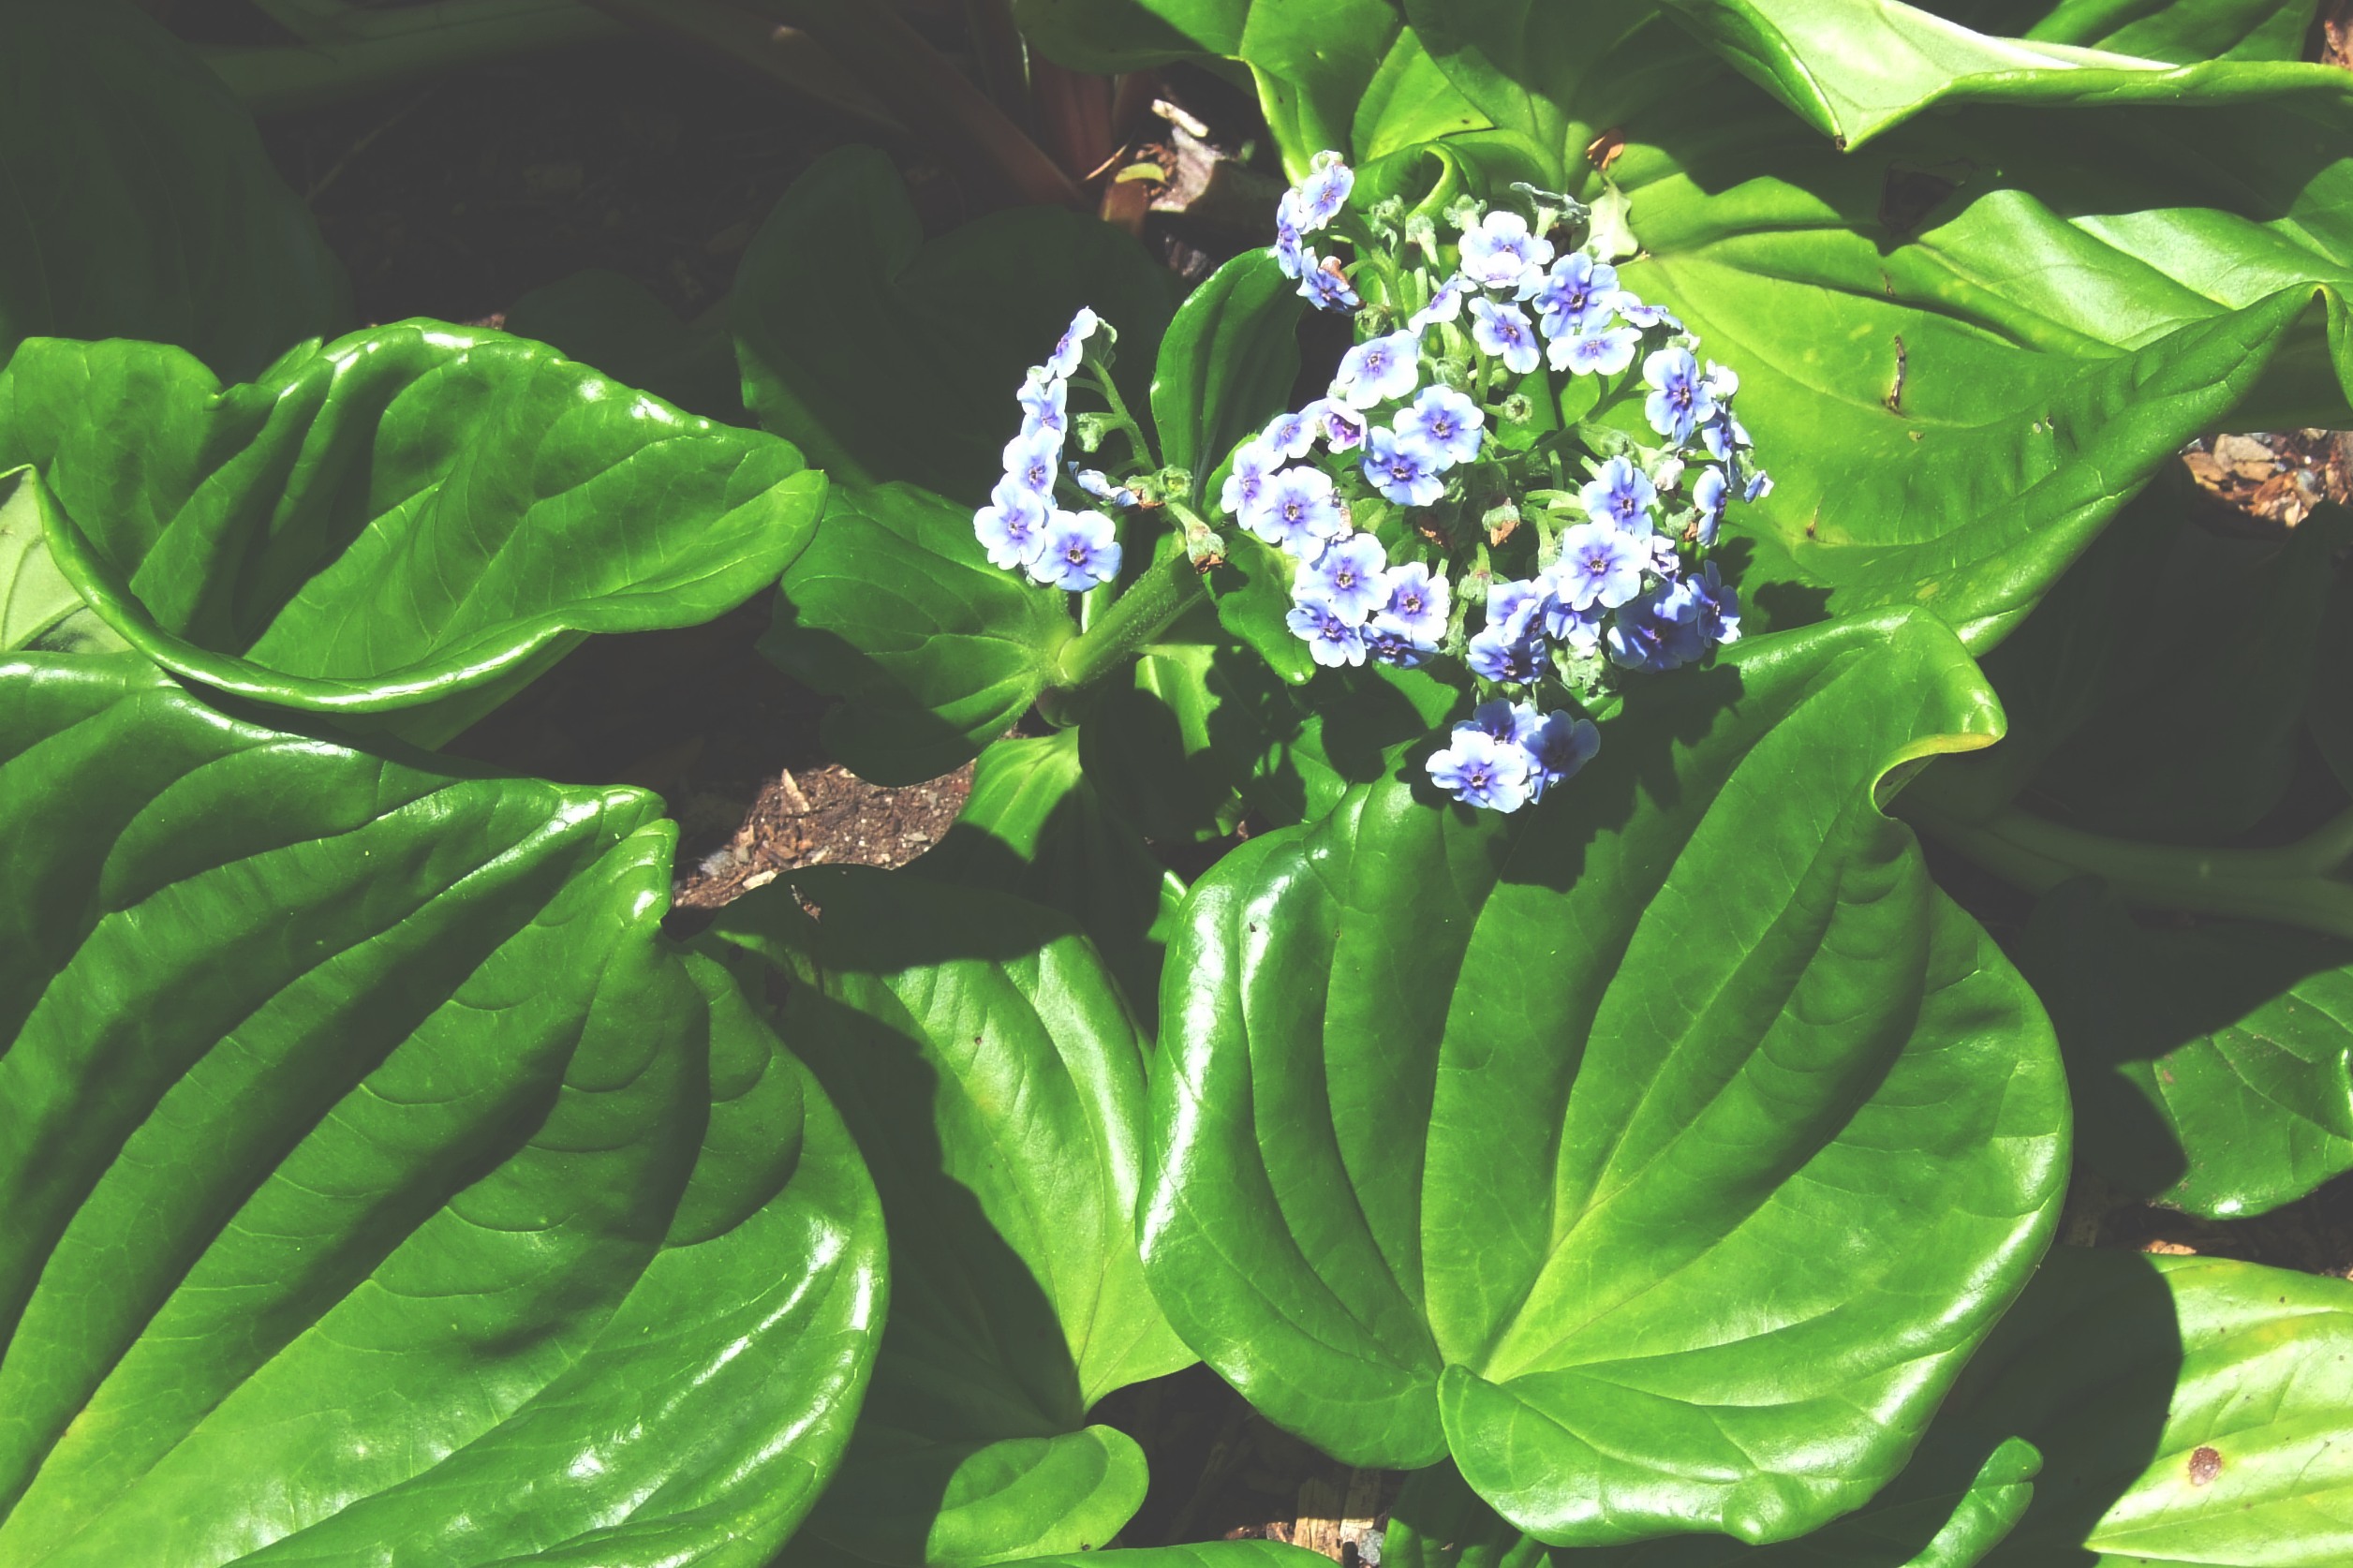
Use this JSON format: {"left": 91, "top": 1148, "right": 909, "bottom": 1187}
{"left": 148, "top": 4, "right": 2353, "bottom": 1553}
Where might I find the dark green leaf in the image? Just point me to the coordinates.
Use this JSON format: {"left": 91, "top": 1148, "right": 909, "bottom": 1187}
{"left": 1206, "top": 532, "right": 1318, "bottom": 686}
{"left": 504, "top": 268, "right": 748, "bottom": 424}
{"left": 1150, "top": 251, "right": 1304, "bottom": 500}
{"left": 0, "top": 0, "right": 348, "bottom": 379}
{"left": 0, "top": 326, "right": 823, "bottom": 747}
{"left": 1142, "top": 611, "right": 2068, "bottom": 1547}
{"left": 708, "top": 870, "right": 1194, "bottom": 1568}
{"left": 762, "top": 482, "right": 1073, "bottom": 786}
{"left": 2020, "top": 882, "right": 2353, "bottom": 1220}
{"left": 913, "top": 730, "right": 1183, "bottom": 1028}
{"left": 2306, "top": 560, "right": 2353, "bottom": 796}
{"left": 733, "top": 145, "right": 1177, "bottom": 501}
{"left": 0, "top": 653, "right": 886, "bottom": 1567}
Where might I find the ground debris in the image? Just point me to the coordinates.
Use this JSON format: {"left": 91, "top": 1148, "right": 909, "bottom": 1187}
{"left": 2181, "top": 429, "right": 2353, "bottom": 532}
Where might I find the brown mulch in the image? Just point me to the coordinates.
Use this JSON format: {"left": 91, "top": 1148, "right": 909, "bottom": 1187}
{"left": 671, "top": 759, "right": 973, "bottom": 910}
{"left": 2181, "top": 429, "right": 2353, "bottom": 533}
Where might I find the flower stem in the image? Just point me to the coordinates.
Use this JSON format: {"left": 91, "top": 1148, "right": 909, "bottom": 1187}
{"left": 1900, "top": 790, "right": 2353, "bottom": 941}
{"left": 1080, "top": 365, "right": 1154, "bottom": 472}
{"left": 1049, "top": 545, "right": 1206, "bottom": 697}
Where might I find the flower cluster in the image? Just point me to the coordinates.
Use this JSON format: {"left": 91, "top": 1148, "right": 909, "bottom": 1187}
{"left": 970, "top": 151, "right": 1771, "bottom": 817}
{"left": 1233, "top": 157, "right": 1768, "bottom": 809}
{"left": 973, "top": 307, "right": 1125, "bottom": 592}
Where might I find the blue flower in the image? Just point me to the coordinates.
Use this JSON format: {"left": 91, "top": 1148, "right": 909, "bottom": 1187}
{"left": 1538, "top": 584, "right": 1607, "bottom": 653}
{"left": 974, "top": 480, "right": 1050, "bottom": 570}
{"left": 1003, "top": 430, "right": 1060, "bottom": 497}
{"left": 1458, "top": 210, "right": 1553, "bottom": 291}
{"left": 1043, "top": 307, "right": 1101, "bottom": 379}
{"left": 1293, "top": 151, "right": 1354, "bottom": 231}
{"left": 1521, "top": 709, "right": 1601, "bottom": 801}
{"left": 1486, "top": 577, "right": 1546, "bottom": 641}
{"left": 1360, "top": 426, "right": 1444, "bottom": 506}
{"left": 1308, "top": 397, "right": 1367, "bottom": 451}
{"left": 1295, "top": 531, "right": 1389, "bottom": 623}
{"left": 1333, "top": 329, "right": 1423, "bottom": 408}
{"left": 1548, "top": 323, "right": 1639, "bottom": 377}
{"left": 1553, "top": 520, "right": 1649, "bottom": 611}
{"left": 1394, "top": 385, "right": 1485, "bottom": 469}
{"left": 1692, "top": 465, "right": 1727, "bottom": 545}
{"left": 1578, "top": 455, "right": 1656, "bottom": 531}
{"left": 1374, "top": 559, "right": 1450, "bottom": 647}
{"left": 1017, "top": 371, "right": 1067, "bottom": 440}
{"left": 1689, "top": 559, "right": 1741, "bottom": 646}
{"left": 1287, "top": 599, "right": 1369, "bottom": 667}
{"left": 1074, "top": 467, "right": 1139, "bottom": 508}
{"left": 1032, "top": 509, "right": 1122, "bottom": 590}
{"left": 1364, "top": 626, "right": 1428, "bottom": 667}
{"left": 1427, "top": 724, "right": 1533, "bottom": 812}
{"left": 1410, "top": 273, "right": 1472, "bottom": 331}
{"left": 1642, "top": 346, "right": 1716, "bottom": 445}
{"left": 1744, "top": 466, "right": 1773, "bottom": 503}
{"left": 1299, "top": 259, "right": 1361, "bottom": 313}
{"left": 1606, "top": 581, "right": 1706, "bottom": 672}
{"left": 1469, "top": 297, "right": 1541, "bottom": 377}
{"left": 1525, "top": 253, "right": 1618, "bottom": 339}
{"left": 1252, "top": 466, "right": 1349, "bottom": 552}
{"left": 1219, "top": 437, "right": 1276, "bottom": 518}
{"left": 1262, "top": 406, "right": 1319, "bottom": 460}
{"left": 1646, "top": 531, "right": 1684, "bottom": 580}
{"left": 1274, "top": 207, "right": 1311, "bottom": 281}
{"left": 1609, "top": 291, "right": 1680, "bottom": 331}
{"left": 1466, "top": 619, "right": 1546, "bottom": 683}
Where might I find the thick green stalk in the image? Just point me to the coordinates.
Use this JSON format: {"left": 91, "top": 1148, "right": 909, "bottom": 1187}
{"left": 1050, "top": 545, "right": 1206, "bottom": 696}
{"left": 1902, "top": 793, "right": 2353, "bottom": 941}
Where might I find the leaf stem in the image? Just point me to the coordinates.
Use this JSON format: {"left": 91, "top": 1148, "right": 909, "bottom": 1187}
{"left": 1901, "top": 792, "right": 2353, "bottom": 942}
{"left": 1049, "top": 545, "right": 1206, "bottom": 697}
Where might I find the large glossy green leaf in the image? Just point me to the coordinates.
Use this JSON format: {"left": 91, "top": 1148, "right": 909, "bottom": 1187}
{"left": 1014, "top": 0, "right": 1405, "bottom": 178}
{"left": 1925, "top": 0, "right": 2317, "bottom": 61}
{"left": 706, "top": 870, "right": 1194, "bottom": 1568}
{"left": 0, "top": 0, "right": 347, "bottom": 379}
{"left": 0, "top": 470, "right": 119, "bottom": 658}
{"left": 0, "top": 326, "right": 823, "bottom": 747}
{"left": 0, "top": 654, "right": 887, "bottom": 1568}
{"left": 1655, "top": 0, "right": 2353, "bottom": 150}
{"left": 2019, "top": 882, "right": 2353, "bottom": 1220}
{"left": 761, "top": 482, "right": 1073, "bottom": 786}
{"left": 1390, "top": 1249, "right": 2353, "bottom": 1566}
{"left": 732, "top": 145, "right": 1177, "bottom": 503}
{"left": 1141, "top": 610, "right": 2070, "bottom": 1548}
{"left": 1340, "top": 2, "right": 2353, "bottom": 648}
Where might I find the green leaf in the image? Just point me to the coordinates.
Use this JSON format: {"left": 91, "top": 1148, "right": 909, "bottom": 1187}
{"left": 1014, "top": 0, "right": 1406, "bottom": 178}
{"left": 1141, "top": 610, "right": 2069, "bottom": 1547}
{"left": 761, "top": 482, "right": 1073, "bottom": 786}
{"left": 1151, "top": 250, "right": 1305, "bottom": 495}
{"left": 1394, "top": 1249, "right": 2353, "bottom": 1566}
{"left": 0, "top": 0, "right": 348, "bottom": 379}
{"left": 0, "top": 469, "right": 120, "bottom": 658}
{"left": 0, "top": 325, "right": 823, "bottom": 747}
{"left": 2019, "top": 882, "right": 2353, "bottom": 1220}
{"left": 1351, "top": 5, "right": 2353, "bottom": 647}
{"left": 912, "top": 730, "right": 1184, "bottom": 1028}
{"left": 1925, "top": 0, "right": 2318, "bottom": 61}
{"left": 707, "top": 870, "right": 1194, "bottom": 1568}
{"left": 504, "top": 268, "right": 748, "bottom": 424}
{"left": 1654, "top": 0, "right": 2353, "bottom": 151}
{"left": 0, "top": 653, "right": 887, "bottom": 1567}
{"left": 733, "top": 145, "right": 1177, "bottom": 502}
